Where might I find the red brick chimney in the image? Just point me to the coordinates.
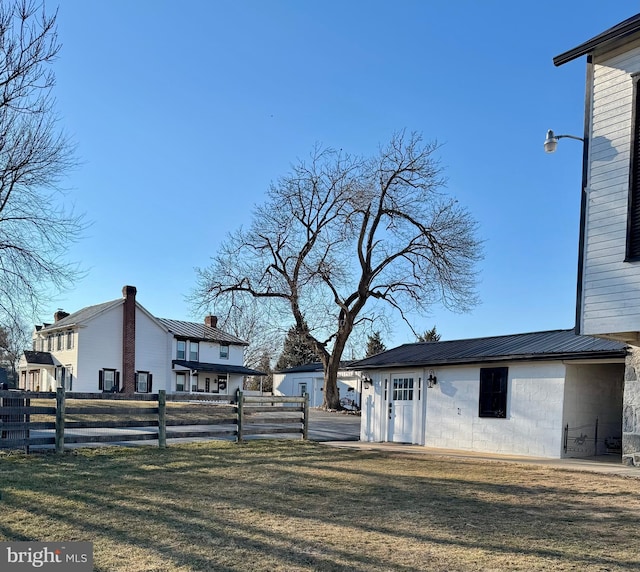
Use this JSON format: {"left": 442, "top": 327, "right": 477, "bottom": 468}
{"left": 54, "top": 310, "right": 69, "bottom": 322}
{"left": 204, "top": 315, "right": 218, "bottom": 328}
{"left": 122, "top": 285, "right": 137, "bottom": 393}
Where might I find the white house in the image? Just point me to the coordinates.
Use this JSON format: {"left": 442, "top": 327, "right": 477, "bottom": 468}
{"left": 354, "top": 329, "right": 626, "bottom": 459}
{"left": 552, "top": 13, "right": 640, "bottom": 464}
{"left": 18, "top": 285, "right": 263, "bottom": 396}
{"left": 273, "top": 362, "right": 363, "bottom": 409}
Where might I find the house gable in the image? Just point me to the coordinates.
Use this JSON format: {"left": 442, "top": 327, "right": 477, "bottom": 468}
{"left": 554, "top": 14, "right": 640, "bottom": 343}
{"left": 19, "top": 286, "right": 252, "bottom": 397}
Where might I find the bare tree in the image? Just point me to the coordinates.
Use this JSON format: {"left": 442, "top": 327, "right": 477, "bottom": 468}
{"left": 211, "top": 298, "right": 280, "bottom": 370}
{"left": 0, "top": 318, "right": 30, "bottom": 386}
{"left": 244, "top": 349, "right": 273, "bottom": 393}
{"left": 0, "top": 1, "right": 83, "bottom": 323}
{"left": 195, "top": 131, "right": 482, "bottom": 409}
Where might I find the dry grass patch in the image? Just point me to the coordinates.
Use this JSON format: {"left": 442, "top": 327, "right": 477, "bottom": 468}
{"left": 1, "top": 440, "right": 639, "bottom": 571}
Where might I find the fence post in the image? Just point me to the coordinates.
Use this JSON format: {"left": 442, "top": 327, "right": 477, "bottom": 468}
{"left": 24, "top": 395, "right": 30, "bottom": 454}
{"left": 302, "top": 392, "right": 309, "bottom": 440}
{"left": 236, "top": 389, "right": 244, "bottom": 443}
{"left": 158, "top": 390, "right": 167, "bottom": 448}
{"left": 55, "top": 387, "right": 65, "bottom": 454}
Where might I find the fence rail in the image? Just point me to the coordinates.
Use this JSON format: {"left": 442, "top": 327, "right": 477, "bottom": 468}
{"left": 0, "top": 389, "right": 309, "bottom": 453}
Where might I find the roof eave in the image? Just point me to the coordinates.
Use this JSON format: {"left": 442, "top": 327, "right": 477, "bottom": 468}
{"left": 554, "top": 15, "right": 640, "bottom": 66}
{"left": 354, "top": 350, "right": 627, "bottom": 370}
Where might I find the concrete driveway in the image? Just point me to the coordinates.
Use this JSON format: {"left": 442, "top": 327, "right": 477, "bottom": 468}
{"left": 307, "top": 409, "right": 360, "bottom": 442}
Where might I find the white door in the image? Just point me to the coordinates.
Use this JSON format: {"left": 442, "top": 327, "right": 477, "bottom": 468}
{"left": 388, "top": 375, "right": 415, "bottom": 442}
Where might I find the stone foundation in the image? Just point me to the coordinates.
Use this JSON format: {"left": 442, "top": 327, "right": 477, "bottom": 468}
{"left": 623, "top": 345, "right": 640, "bottom": 466}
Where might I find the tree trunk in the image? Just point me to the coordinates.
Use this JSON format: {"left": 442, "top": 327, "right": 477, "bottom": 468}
{"left": 322, "top": 356, "right": 342, "bottom": 409}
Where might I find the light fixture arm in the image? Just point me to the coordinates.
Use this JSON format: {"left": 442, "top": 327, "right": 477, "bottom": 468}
{"left": 544, "top": 129, "right": 584, "bottom": 153}
{"left": 556, "top": 134, "right": 584, "bottom": 142}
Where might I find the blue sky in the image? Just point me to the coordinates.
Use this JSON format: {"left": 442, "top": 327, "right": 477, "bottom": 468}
{"left": 42, "top": 1, "right": 635, "bottom": 348}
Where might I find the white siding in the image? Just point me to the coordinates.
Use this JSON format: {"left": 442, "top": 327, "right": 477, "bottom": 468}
{"left": 273, "top": 372, "right": 324, "bottom": 406}
{"left": 273, "top": 369, "right": 363, "bottom": 409}
{"left": 581, "top": 39, "right": 640, "bottom": 337}
{"left": 75, "top": 303, "right": 123, "bottom": 392}
{"left": 362, "top": 362, "right": 568, "bottom": 458}
{"left": 135, "top": 308, "right": 171, "bottom": 392}
{"left": 424, "top": 363, "right": 566, "bottom": 457}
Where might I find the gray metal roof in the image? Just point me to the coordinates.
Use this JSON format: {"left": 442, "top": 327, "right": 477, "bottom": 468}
{"left": 23, "top": 351, "right": 55, "bottom": 365}
{"left": 277, "top": 362, "right": 324, "bottom": 374}
{"left": 35, "top": 299, "right": 246, "bottom": 346}
{"left": 158, "top": 318, "right": 248, "bottom": 346}
{"left": 40, "top": 299, "right": 121, "bottom": 331}
{"left": 554, "top": 13, "right": 640, "bottom": 66}
{"left": 172, "top": 360, "right": 264, "bottom": 376}
{"left": 350, "top": 329, "right": 627, "bottom": 369}
{"left": 275, "top": 360, "right": 357, "bottom": 374}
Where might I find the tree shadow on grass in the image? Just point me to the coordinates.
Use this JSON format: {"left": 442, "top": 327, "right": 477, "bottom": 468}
{"left": 1, "top": 441, "right": 640, "bottom": 570}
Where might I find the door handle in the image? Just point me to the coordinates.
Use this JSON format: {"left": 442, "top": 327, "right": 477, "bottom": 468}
{"left": 388, "top": 402, "right": 392, "bottom": 419}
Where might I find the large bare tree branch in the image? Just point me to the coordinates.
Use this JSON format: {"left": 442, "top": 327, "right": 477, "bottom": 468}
{"left": 0, "top": 1, "right": 84, "bottom": 323}
{"left": 194, "top": 130, "right": 482, "bottom": 409}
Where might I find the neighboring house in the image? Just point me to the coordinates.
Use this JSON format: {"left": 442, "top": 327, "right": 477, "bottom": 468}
{"left": 552, "top": 13, "right": 640, "bottom": 464}
{"left": 273, "top": 362, "right": 363, "bottom": 409}
{"left": 17, "top": 285, "right": 263, "bottom": 396}
{"left": 353, "top": 329, "right": 626, "bottom": 459}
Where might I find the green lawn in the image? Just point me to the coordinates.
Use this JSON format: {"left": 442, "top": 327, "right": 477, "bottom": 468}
{"left": 1, "top": 440, "right": 639, "bottom": 571}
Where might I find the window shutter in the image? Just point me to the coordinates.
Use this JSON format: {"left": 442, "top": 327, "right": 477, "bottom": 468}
{"left": 629, "top": 80, "right": 640, "bottom": 259}
{"left": 115, "top": 371, "right": 121, "bottom": 392}
{"left": 98, "top": 370, "right": 103, "bottom": 390}
{"left": 135, "top": 372, "right": 139, "bottom": 392}
{"left": 148, "top": 374, "right": 153, "bottom": 393}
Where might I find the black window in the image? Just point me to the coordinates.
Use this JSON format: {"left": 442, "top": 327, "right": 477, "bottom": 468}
{"left": 628, "top": 77, "right": 640, "bottom": 259}
{"left": 99, "top": 369, "right": 120, "bottom": 393}
{"left": 479, "top": 367, "right": 508, "bottom": 418}
{"left": 135, "top": 371, "right": 152, "bottom": 393}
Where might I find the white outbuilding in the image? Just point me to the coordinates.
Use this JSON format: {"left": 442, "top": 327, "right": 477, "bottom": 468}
{"left": 353, "top": 329, "right": 627, "bottom": 459}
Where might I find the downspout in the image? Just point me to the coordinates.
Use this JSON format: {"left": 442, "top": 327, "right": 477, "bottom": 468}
{"left": 574, "top": 54, "right": 593, "bottom": 335}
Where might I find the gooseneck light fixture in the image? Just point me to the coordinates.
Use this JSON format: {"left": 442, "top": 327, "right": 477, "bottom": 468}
{"left": 544, "top": 129, "right": 584, "bottom": 153}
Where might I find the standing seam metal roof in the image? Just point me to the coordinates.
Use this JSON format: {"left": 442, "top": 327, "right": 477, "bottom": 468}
{"left": 350, "top": 329, "right": 627, "bottom": 369}
{"left": 35, "top": 300, "right": 246, "bottom": 345}
{"left": 23, "top": 351, "right": 55, "bottom": 365}
{"left": 39, "top": 299, "right": 121, "bottom": 331}
{"left": 157, "top": 318, "right": 248, "bottom": 346}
